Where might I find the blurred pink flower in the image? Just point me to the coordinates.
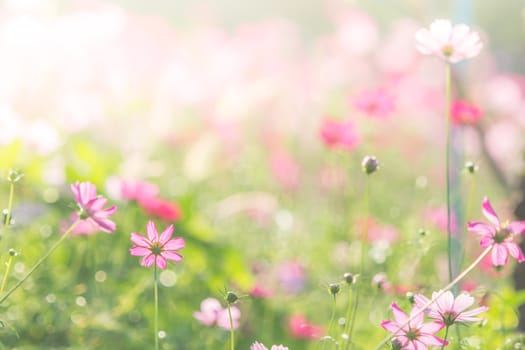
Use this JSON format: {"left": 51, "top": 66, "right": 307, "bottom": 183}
{"left": 120, "top": 179, "right": 159, "bottom": 201}
{"left": 381, "top": 303, "right": 448, "bottom": 349}
{"left": 288, "top": 314, "right": 323, "bottom": 339}
{"left": 319, "top": 118, "right": 361, "bottom": 150}
{"left": 451, "top": 100, "right": 481, "bottom": 125}
{"left": 250, "top": 341, "right": 288, "bottom": 350}
{"left": 130, "top": 221, "right": 185, "bottom": 269}
{"left": 193, "top": 297, "right": 241, "bottom": 330}
{"left": 270, "top": 150, "right": 300, "bottom": 189}
{"left": 71, "top": 181, "right": 117, "bottom": 233}
{"left": 425, "top": 207, "right": 457, "bottom": 233}
{"left": 139, "top": 197, "right": 182, "bottom": 222}
{"left": 193, "top": 298, "right": 223, "bottom": 326}
{"left": 468, "top": 197, "right": 525, "bottom": 266}
{"left": 415, "top": 19, "right": 482, "bottom": 63}
{"left": 358, "top": 218, "right": 399, "bottom": 243}
{"left": 414, "top": 290, "right": 488, "bottom": 326}
{"left": 353, "top": 88, "right": 395, "bottom": 119}
{"left": 278, "top": 261, "right": 305, "bottom": 294}
{"left": 250, "top": 284, "right": 273, "bottom": 298}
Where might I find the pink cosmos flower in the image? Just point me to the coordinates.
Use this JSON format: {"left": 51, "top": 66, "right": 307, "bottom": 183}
{"left": 139, "top": 197, "right": 182, "bottom": 222}
{"left": 451, "top": 100, "right": 482, "bottom": 125}
{"left": 467, "top": 197, "right": 525, "bottom": 266}
{"left": 250, "top": 341, "right": 289, "bottom": 350}
{"left": 130, "top": 221, "right": 185, "bottom": 269}
{"left": 319, "top": 118, "right": 361, "bottom": 150}
{"left": 288, "top": 314, "right": 324, "bottom": 339}
{"left": 71, "top": 181, "right": 117, "bottom": 233}
{"left": 414, "top": 290, "right": 488, "bottom": 326}
{"left": 415, "top": 19, "right": 482, "bottom": 63}
{"left": 193, "top": 297, "right": 240, "bottom": 330}
{"left": 120, "top": 179, "right": 159, "bottom": 201}
{"left": 381, "top": 303, "right": 448, "bottom": 350}
{"left": 353, "top": 88, "right": 395, "bottom": 119}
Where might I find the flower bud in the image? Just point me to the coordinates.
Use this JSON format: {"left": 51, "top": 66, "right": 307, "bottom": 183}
{"left": 8, "top": 249, "right": 18, "bottom": 257}
{"left": 225, "top": 291, "right": 239, "bottom": 305}
{"left": 328, "top": 283, "right": 340, "bottom": 296}
{"left": 343, "top": 272, "right": 354, "bottom": 285}
{"left": 417, "top": 228, "right": 428, "bottom": 237}
{"left": 7, "top": 169, "right": 23, "bottom": 183}
{"left": 391, "top": 339, "right": 403, "bottom": 350}
{"left": 465, "top": 161, "right": 478, "bottom": 174}
{"left": 361, "top": 156, "right": 379, "bottom": 175}
{"left": 406, "top": 292, "right": 415, "bottom": 304}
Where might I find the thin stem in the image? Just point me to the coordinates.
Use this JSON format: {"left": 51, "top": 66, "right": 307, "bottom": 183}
{"left": 228, "top": 303, "right": 235, "bottom": 350}
{"left": 0, "top": 219, "right": 80, "bottom": 305}
{"left": 445, "top": 62, "right": 453, "bottom": 283}
{"left": 342, "top": 287, "right": 353, "bottom": 344}
{"left": 0, "top": 255, "right": 14, "bottom": 295}
{"left": 154, "top": 261, "right": 159, "bottom": 350}
{"left": 345, "top": 177, "right": 370, "bottom": 350}
{"left": 373, "top": 246, "right": 491, "bottom": 350}
{"left": 0, "top": 182, "right": 15, "bottom": 257}
{"left": 323, "top": 296, "right": 338, "bottom": 350}
{"left": 441, "top": 326, "right": 449, "bottom": 350}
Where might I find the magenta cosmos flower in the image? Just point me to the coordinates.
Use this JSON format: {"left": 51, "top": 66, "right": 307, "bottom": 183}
{"left": 130, "top": 221, "right": 185, "bottom": 269}
{"left": 415, "top": 19, "right": 482, "bottom": 63}
{"left": 414, "top": 290, "right": 488, "bottom": 326}
{"left": 71, "top": 181, "right": 117, "bottom": 233}
{"left": 381, "top": 303, "right": 448, "bottom": 350}
{"left": 250, "top": 342, "right": 289, "bottom": 350}
{"left": 468, "top": 197, "right": 525, "bottom": 266}
{"left": 451, "top": 100, "right": 482, "bottom": 125}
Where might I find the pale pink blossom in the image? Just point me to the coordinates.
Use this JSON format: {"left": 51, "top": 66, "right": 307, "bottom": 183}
{"left": 288, "top": 314, "right": 323, "bottom": 339}
{"left": 415, "top": 19, "right": 482, "bottom": 63}
{"left": 71, "top": 181, "right": 117, "bottom": 233}
{"left": 353, "top": 88, "right": 395, "bottom": 119}
{"left": 250, "top": 341, "right": 289, "bottom": 350}
{"left": 120, "top": 179, "right": 159, "bottom": 201}
{"left": 468, "top": 197, "right": 525, "bottom": 266}
{"left": 130, "top": 221, "right": 185, "bottom": 269}
{"left": 193, "top": 297, "right": 241, "bottom": 330}
{"left": 381, "top": 303, "right": 448, "bottom": 350}
{"left": 139, "top": 197, "right": 182, "bottom": 222}
{"left": 414, "top": 290, "right": 488, "bottom": 326}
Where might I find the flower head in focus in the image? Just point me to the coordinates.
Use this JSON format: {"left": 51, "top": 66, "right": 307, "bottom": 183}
{"left": 250, "top": 341, "right": 289, "bottom": 350}
{"left": 130, "top": 221, "right": 185, "bottom": 269}
{"left": 415, "top": 19, "right": 482, "bottom": 63}
{"left": 71, "top": 181, "right": 117, "bottom": 233}
{"left": 381, "top": 303, "right": 448, "bottom": 349}
{"left": 451, "top": 100, "right": 482, "bottom": 125}
{"left": 414, "top": 290, "right": 488, "bottom": 326}
{"left": 468, "top": 197, "right": 525, "bottom": 266}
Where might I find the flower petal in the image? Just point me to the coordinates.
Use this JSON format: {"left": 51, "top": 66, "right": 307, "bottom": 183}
{"left": 419, "top": 321, "right": 444, "bottom": 334}
{"left": 391, "top": 303, "right": 408, "bottom": 327}
{"left": 164, "top": 237, "right": 185, "bottom": 251}
{"left": 162, "top": 250, "right": 183, "bottom": 262}
{"left": 159, "top": 224, "right": 174, "bottom": 245}
{"left": 467, "top": 222, "right": 496, "bottom": 236}
{"left": 508, "top": 221, "right": 525, "bottom": 235}
{"left": 156, "top": 255, "right": 167, "bottom": 269}
{"left": 130, "top": 246, "right": 150, "bottom": 256}
{"left": 141, "top": 254, "right": 156, "bottom": 267}
{"left": 130, "top": 232, "right": 151, "bottom": 247}
{"left": 491, "top": 244, "right": 508, "bottom": 266}
{"left": 146, "top": 221, "right": 157, "bottom": 241}
{"left": 482, "top": 197, "right": 500, "bottom": 226}
{"left": 505, "top": 242, "right": 525, "bottom": 263}
{"left": 381, "top": 320, "right": 402, "bottom": 334}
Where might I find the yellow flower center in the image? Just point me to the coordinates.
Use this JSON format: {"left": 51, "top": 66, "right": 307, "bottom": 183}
{"left": 442, "top": 45, "right": 454, "bottom": 57}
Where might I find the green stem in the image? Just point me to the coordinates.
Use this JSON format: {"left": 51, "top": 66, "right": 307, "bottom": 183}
{"left": 0, "top": 219, "right": 80, "bottom": 305}
{"left": 0, "top": 255, "right": 14, "bottom": 295}
{"left": 441, "top": 326, "right": 449, "bottom": 350}
{"left": 154, "top": 261, "right": 159, "bottom": 350}
{"left": 373, "top": 246, "right": 491, "bottom": 350}
{"left": 323, "top": 295, "right": 337, "bottom": 350}
{"left": 342, "top": 287, "right": 353, "bottom": 344}
{"left": 445, "top": 63, "right": 453, "bottom": 283}
{"left": 228, "top": 303, "right": 235, "bottom": 350}
{"left": 345, "top": 177, "right": 370, "bottom": 349}
{"left": 0, "top": 182, "right": 15, "bottom": 257}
